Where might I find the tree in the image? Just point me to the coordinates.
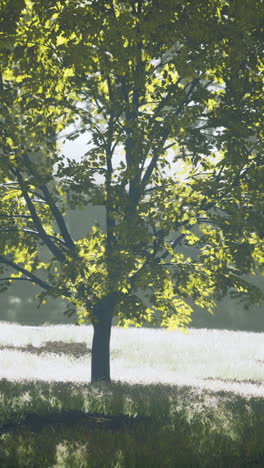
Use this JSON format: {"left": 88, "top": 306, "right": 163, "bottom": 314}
{"left": 0, "top": 0, "right": 263, "bottom": 381}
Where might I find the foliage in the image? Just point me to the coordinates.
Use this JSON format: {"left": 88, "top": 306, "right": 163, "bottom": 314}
{"left": 0, "top": 0, "right": 263, "bottom": 333}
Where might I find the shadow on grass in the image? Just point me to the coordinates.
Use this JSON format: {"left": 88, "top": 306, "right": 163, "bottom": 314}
{"left": 0, "top": 378, "right": 263, "bottom": 467}
{"left": 0, "top": 408, "right": 153, "bottom": 435}
{"left": 0, "top": 341, "right": 91, "bottom": 358}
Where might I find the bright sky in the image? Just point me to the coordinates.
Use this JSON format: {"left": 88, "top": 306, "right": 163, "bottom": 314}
{"left": 59, "top": 121, "right": 190, "bottom": 187}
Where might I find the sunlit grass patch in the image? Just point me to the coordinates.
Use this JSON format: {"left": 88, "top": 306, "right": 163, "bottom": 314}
{"left": 0, "top": 323, "right": 263, "bottom": 466}
{"left": 0, "top": 323, "right": 263, "bottom": 396}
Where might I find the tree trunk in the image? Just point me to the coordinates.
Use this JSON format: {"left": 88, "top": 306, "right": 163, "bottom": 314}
{"left": 91, "top": 294, "right": 115, "bottom": 383}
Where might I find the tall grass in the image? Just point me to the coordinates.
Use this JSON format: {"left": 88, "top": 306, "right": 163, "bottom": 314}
{"left": 0, "top": 322, "right": 263, "bottom": 467}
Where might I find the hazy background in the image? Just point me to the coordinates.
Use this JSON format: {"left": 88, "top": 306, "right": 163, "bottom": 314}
{"left": 1, "top": 203, "right": 263, "bottom": 331}
{"left": 1, "top": 129, "right": 263, "bottom": 331}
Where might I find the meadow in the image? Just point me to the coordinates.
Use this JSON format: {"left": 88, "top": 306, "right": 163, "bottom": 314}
{"left": 0, "top": 322, "right": 263, "bottom": 467}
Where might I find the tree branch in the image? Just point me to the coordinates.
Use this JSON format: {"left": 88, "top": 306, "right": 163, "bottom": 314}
{"left": 10, "top": 166, "right": 66, "bottom": 262}
{"left": 0, "top": 214, "right": 31, "bottom": 219}
{"left": 22, "top": 153, "right": 76, "bottom": 252}
{"left": 40, "top": 185, "right": 76, "bottom": 251}
{"left": 156, "top": 158, "right": 259, "bottom": 261}
{"left": 0, "top": 277, "right": 33, "bottom": 282}
{"left": 0, "top": 255, "right": 53, "bottom": 291}
{"left": 0, "top": 255, "right": 72, "bottom": 298}
{"left": 159, "top": 233, "right": 186, "bottom": 261}
{"left": 141, "top": 78, "right": 200, "bottom": 188}
{"left": 0, "top": 228, "right": 67, "bottom": 249}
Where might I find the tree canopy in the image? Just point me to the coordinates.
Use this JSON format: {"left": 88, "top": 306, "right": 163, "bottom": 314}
{"left": 0, "top": 0, "right": 263, "bottom": 380}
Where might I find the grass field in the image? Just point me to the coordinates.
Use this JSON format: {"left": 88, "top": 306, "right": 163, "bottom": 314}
{"left": 0, "top": 322, "right": 263, "bottom": 467}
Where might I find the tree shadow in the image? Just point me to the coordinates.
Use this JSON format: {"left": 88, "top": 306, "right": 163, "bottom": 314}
{"left": 0, "top": 406, "right": 156, "bottom": 468}
{"left": 0, "top": 378, "right": 263, "bottom": 467}
{"left": 0, "top": 408, "right": 154, "bottom": 436}
{"left": 0, "top": 341, "right": 91, "bottom": 358}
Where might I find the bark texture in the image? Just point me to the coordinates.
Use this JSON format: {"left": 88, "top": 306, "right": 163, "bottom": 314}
{"left": 91, "top": 295, "right": 115, "bottom": 382}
